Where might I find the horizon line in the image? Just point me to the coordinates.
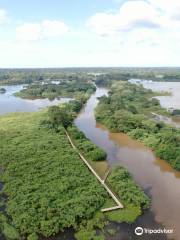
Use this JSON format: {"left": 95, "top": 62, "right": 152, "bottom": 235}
{"left": 1, "top": 66, "right": 180, "bottom": 70}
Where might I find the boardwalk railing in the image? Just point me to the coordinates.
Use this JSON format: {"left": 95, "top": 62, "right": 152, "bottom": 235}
{"left": 65, "top": 130, "right": 123, "bottom": 212}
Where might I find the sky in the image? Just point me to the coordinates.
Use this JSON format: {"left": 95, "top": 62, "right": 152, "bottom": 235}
{"left": 0, "top": 0, "right": 180, "bottom": 68}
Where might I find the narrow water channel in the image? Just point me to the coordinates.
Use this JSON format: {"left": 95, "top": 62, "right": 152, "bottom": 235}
{"left": 75, "top": 88, "right": 180, "bottom": 240}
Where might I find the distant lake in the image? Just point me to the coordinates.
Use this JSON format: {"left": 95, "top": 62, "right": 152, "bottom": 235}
{"left": 130, "top": 79, "right": 180, "bottom": 109}
{"left": 0, "top": 84, "right": 71, "bottom": 115}
{"left": 129, "top": 80, "right": 180, "bottom": 128}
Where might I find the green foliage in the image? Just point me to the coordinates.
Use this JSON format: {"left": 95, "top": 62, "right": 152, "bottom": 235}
{"left": 2, "top": 223, "right": 20, "bottom": 240}
{"left": 1, "top": 68, "right": 180, "bottom": 86}
{"left": 103, "top": 166, "right": 150, "bottom": 224}
{"left": 15, "top": 81, "right": 96, "bottom": 100}
{"left": 0, "top": 69, "right": 96, "bottom": 85}
{"left": 106, "top": 204, "right": 141, "bottom": 223}
{"left": 68, "top": 100, "right": 83, "bottom": 113}
{"left": 67, "top": 125, "right": 107, "bottom": 161}
{"left": 108, "top": 167, "right": 150, "bottom": 209}
{"left": 107, "top": 228, "right": 116, "bottom": 236}
{"left": 128, "top": 128, "right": 148, "bottom": 140}
{"left": 94, "top": 68, "right": 180, "bottom": 87}
{"left": 48, "top": 105, "right": 73, "bottom": 129}
{"left": 96, "top": 82, "right": 180, "bottom": 170}
{"left": 75, "top": 212, "right": 106, "bottom": 240}
{"left": 27, "top": 233, "right": 38, "bottom": 240}
{"left": 0, "top": 111, "right": 107, "bottom": 238}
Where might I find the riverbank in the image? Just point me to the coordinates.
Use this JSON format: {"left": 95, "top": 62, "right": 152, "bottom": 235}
{"left": 95, "top": 82, "right": 180, "bottom": 171}
{"left": 0, "top": 96, "right": 151, "bottom": 240}
{"left": 75, "top": 87, "right": 180, "bottom": 240}
{"left": 65, "top": 126, "right": 150, "bottom": 223}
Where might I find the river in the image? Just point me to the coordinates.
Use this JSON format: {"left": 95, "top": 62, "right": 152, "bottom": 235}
{"left": 75, "top": 87, "right": 180, "bottom": 240}
{"left": 1, "top": 83, "right": 180, "bottom": 240}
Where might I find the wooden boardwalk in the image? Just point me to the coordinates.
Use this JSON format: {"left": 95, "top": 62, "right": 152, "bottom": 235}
{"left": 65, "top": 130, "right": 123, "bottom": 212}
{"left": 102, "top": 170, "right": 110, "bottom": 183}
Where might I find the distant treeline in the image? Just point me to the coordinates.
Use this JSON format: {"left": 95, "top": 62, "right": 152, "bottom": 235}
{"left": 0, "top": 67, "right": 180, "bottom": 85}
{"left": 0, "top": 68, "right": 93, "bottom": 85}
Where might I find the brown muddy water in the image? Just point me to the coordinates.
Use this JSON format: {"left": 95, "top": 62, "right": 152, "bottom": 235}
{"left": 75, "top": 87, "right": 180, "bottom": 240}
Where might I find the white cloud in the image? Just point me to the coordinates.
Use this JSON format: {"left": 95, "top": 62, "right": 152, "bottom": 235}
{"left": 16, "top": 23, "right": 42, "bottom": 41}
{"left": 149, "top": 0, "right": 180, "bottom": 20}
{"left": 1, "top": 1, "right": 180, "bottom": 67}
{"left": 41, "top": 20, "right": 69, "bottom": 38}
{"left": 0, "top": 9, "right": 8, "bottom": 24}
{"left": 86, "top": 1, "right": 161, "bottom": 36}
{"left": 86, "top": 0, "right": 180, "bottom": 37}
{"left": 16, "top": 20, "right": 69, "bottom": 41}
{"left": 84, "top": 0, "right": 180, "bottom": 67}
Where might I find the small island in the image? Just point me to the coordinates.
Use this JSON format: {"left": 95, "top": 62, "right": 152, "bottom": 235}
{"left": 0, "top": 88, "right": 6, "bottom": 94}
{"left": 14, "top": 81, "right": 96, "bottom": 100}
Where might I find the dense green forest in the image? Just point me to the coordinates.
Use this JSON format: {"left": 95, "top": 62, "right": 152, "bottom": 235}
{"left": 15, "top": 81, "right": 96, "bottom": 100}
{"left": 96, "top": 82, "right": 180, "bottom": 170}
{"left": 0, "top": 96, "right": 150, "bottom": 239}
{"left": 0, "top": 67, "right": 180, "bottom": 85}
{"left": 0, "top": 69, "right": 94, "bottom": 85}
{"left": 0, "top": 111, "right": 108, "bottom": 239}
{"left": 94, "top": 67, "right": 180, "bottom": 86}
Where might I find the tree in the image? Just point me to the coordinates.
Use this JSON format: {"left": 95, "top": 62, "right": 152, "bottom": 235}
{"left": 48, "top": 105, "right": 73, "bottom": 129}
